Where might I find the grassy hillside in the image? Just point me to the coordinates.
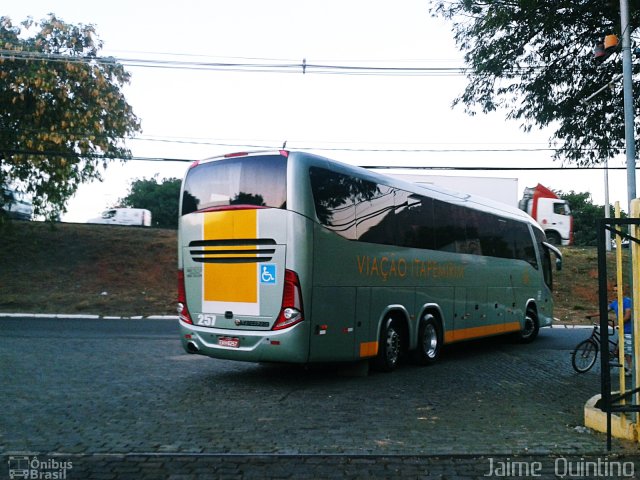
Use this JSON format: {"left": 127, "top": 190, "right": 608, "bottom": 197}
{"left": 553, "top": 246, "right": 629, "bottom": 324}
{"left": 0, "top": 221, "right": 177, "bottom": 316}
{"left": 0, "top": 221, "right": 625, "bottom": 323}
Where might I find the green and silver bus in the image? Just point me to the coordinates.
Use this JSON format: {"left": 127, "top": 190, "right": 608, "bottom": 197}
{"left": 177, "top": 150, "right": 562, "bottom": 371}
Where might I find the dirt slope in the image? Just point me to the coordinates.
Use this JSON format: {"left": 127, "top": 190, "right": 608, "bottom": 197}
{"left": 0, "top": 221, "right": 177, "bottom": 316}
{"left": 0, "top": 221, "right": 622, "bottom": 322}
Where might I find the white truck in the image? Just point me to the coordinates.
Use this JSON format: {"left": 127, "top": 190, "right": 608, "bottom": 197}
{"left": 518, "top": 183, "right": 572, "bottom": 246}
{"left": 87, "top": 208, "right": 152, "bottom": 227}
{"left": 385, "top": 173, "right": 572, "bottom": 246}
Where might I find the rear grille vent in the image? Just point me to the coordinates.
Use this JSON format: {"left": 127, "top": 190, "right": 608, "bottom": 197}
{"left": 189, "top": 238, "right": 276, "bottom": 263}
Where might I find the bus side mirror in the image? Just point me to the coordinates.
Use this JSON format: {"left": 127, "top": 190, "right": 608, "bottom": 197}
{"left": 542, "top": 241, "right": 562, "bottom": 271}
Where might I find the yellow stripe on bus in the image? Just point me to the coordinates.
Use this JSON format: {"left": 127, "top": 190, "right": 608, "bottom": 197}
{"left": 203, "top": 209, "right": 258, "bottom": 304}
{"left": 444, "top": 322, "right": 521, "bottom": 343}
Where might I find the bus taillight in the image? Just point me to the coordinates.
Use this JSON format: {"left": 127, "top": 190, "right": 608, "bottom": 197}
{"left": 272, "top": 269, "right": 304, "bottom": 330}
{"left": 177, "top": 270, "right": 193, "bottom": 324}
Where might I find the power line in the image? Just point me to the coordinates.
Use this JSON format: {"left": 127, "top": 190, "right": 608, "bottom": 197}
{"left": 0, "top": 120, "right": 621, "bottom": 157}
{"left": 1, "top": 126, "right": 560, "bottom": 152}
{"left": 0, "top": 141, "right": 618, "bottom": 155}
{"left": 0, "top": 48, "right": 555, "bottom": 77}
{"left": 0, "top": 48, "right": 467, "bottom": 75}
{"left": 0, "top": 127, "right": 614, "bottom": 155}
{"left": 365, "top": 165, "right": 629, "bottom": 171}
{"left": 132, "top": 137, "right": 562, "bottom": 153}
{"left": 0, "top": 148, "right": 630, "bottom": 170}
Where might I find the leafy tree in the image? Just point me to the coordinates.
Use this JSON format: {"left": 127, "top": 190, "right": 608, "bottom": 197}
{"left": 431, "top": 1, "right": 640, "bottom": 166}
{"left": 0, "top": 14, "right": 141, "bottom": 221}
{"left": 557, "top": 190, "right": 621, "bottom": 246}
{"left": 120, "top": 177, "right": 181, "bottom": 229}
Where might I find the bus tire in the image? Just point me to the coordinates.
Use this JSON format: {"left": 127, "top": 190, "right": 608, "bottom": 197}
{"left": 374, "top": 317, "right": 402, "bottom": 372}
{"left": 516, "top": 309, "right": 539, "bottom": 343}
{"left": 412, "top": 314, "right": 442, "bottom": 366}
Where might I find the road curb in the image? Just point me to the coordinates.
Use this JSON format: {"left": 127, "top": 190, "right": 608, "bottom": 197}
{"left": 0, "top": 313, "right": 178, "bottom": 320}
{"left": 584, "top": 393, "right": 639, "bottom": 443}
{"left": 550, "top": 323, "right": 593, "bottom": 329}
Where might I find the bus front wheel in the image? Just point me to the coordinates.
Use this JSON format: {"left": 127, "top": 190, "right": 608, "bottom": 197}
{"left": 516, "top": 309, "right": 539, "bottom": 343}
{"left": 412, "top": 314, "right": 442, "bottom": 366}
{"left": 374, "top": 317, "right": 402, "bottom": 372}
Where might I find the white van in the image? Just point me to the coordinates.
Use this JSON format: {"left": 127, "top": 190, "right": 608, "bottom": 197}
{"left": 2, "top": 187, "right": 32, "bottom": 221}
{"left": 88, "top": 208, "right": 152, "bottom": 226}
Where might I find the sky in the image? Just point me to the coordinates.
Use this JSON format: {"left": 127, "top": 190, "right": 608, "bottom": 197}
{"left": 4, "top": 0, "right": 635, "bottom": 221}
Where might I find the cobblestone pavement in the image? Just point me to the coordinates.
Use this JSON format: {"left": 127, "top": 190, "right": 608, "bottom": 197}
{"left": 2, "top": 317, "right": 639, "bottom": 478}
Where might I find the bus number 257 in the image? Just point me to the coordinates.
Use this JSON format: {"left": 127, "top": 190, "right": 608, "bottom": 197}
{"left": 196, "top": 314, "right": 216, "bottom": 326}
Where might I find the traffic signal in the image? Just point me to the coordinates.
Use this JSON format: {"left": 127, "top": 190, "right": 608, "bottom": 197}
{"left": 594, "top": 34, "right": 619, "bottom": 63}
{"left": 604, "top": 34, "right": 619, "bottom": 52}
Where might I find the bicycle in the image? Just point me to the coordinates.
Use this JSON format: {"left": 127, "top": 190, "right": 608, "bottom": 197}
{"left": 571, "top": 315, "right": 619, "bottom": 373}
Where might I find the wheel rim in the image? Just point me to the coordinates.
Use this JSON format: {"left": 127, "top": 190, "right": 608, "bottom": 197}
{"left": 574, "top": 341, "right": 598, "bottom": 372}
{"left": 423, "top": 323, "right": 439, "bottom": 359}
{"left": 522, "top": 315, "right": 535, "bottom": 338}
{"left": 385, "top": 326, "right": 400, "bottom": 366}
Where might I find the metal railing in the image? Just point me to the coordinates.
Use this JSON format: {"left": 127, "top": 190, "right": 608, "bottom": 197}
{"left": 596, "top": 206, "right": 640, "bottom": 450}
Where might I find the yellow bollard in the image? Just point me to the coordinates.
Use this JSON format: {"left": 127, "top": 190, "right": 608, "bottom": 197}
{"left": 615, "top": 203, "right": 626, "bottom": 405}
{"left": 631, "top": 199, "right": 640, "bottom": 425}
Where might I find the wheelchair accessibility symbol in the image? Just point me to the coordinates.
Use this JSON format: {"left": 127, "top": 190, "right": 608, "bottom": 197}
{"left": 260, "top": 264, "right": 277, "bottom": 284}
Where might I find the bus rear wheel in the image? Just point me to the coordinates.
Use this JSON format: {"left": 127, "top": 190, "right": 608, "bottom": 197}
{"left": 374, "top": 317, "right": 402, "bottom": 372}
{"left": 412, "top": 314, "right": 442, "bottom": 365}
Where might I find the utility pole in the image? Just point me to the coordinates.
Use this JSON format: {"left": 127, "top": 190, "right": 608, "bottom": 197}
{"left": 619, "top": 0, "right": 637, "bottom": 413}
{"left": 620, "top": 0, "right": 636, "bottom": 207}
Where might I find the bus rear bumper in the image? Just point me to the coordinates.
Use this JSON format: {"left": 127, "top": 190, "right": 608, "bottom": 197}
{"left": 178, "top": 320, "right": 309, "bottom": 363}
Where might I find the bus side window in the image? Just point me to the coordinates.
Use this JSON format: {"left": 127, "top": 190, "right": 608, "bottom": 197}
{"left": 478, "top": 214, "right": 501, "bottom": 258}
{"left": 514, "top": 222, "right": 538, "bottom": 268}
{"left": 534, "top": 229, "right": 553, "bottom": 288}
{"left": 433, "top": 200, "right": 467, "bottom": 253}
{"left": 391, "top": 189, "right": 411, "bottom": 246}
{"left": 356, "top": 185, "right": 397, "bottom": 244}
{"left": 395, "top": 194, "right": 435, "bottom": 250}
{"left": 310, "top": 167, "right": 384, "bottom": 240}
{"left": 464, "top": 210, "right": 482, "bottom": 255}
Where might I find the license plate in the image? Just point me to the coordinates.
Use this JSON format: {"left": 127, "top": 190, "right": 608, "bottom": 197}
{"left": 218, "top": 337, "right": 240, "bottom": 348}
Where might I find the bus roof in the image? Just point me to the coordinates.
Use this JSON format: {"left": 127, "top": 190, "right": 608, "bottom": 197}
{"left": 192, "top": 150, "right": 539, "bottom": 229}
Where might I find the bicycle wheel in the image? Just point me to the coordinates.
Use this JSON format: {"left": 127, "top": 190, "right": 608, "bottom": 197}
{"left": 572, "top": 339, "right": 599, "bottom": 373}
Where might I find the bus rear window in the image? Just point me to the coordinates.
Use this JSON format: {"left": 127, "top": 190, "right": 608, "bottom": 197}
{"left": 181, "top": 155, "right": 287, "bottom": 215}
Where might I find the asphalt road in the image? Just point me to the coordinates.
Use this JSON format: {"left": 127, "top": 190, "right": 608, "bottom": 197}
{"left": 1, "top": 317, "right": 639, "bottom": 479}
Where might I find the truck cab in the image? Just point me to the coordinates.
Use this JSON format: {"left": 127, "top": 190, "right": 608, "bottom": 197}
{"left": 519, "top": 184, "right": 572, "bottom": 246}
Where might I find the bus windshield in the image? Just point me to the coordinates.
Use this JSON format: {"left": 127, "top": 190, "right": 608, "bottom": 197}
{"left": 181, "top": 155, "right": 287, "bottom": 215}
